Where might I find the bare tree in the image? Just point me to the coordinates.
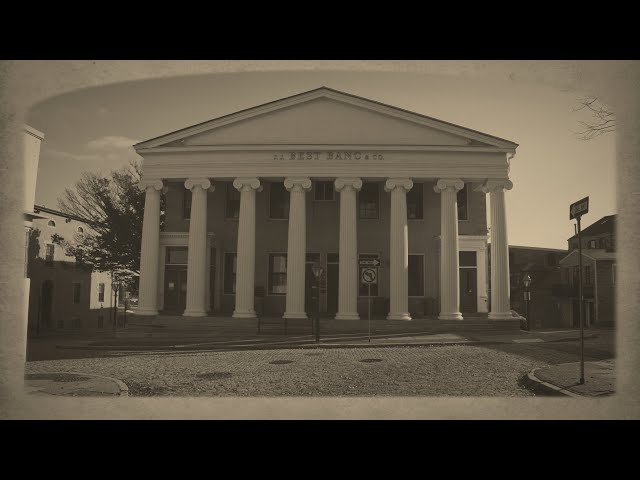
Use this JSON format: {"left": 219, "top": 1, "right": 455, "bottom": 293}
{"left": 573, "top": 96, "right": 616, "bottom": 140}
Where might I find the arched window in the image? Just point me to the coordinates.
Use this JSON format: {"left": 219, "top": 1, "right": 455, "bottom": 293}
{"left": 77, "top": 226, "right": 84, "bottom": 234}
{"left": 47, "top": 220, "right": 56, "bottom": 227}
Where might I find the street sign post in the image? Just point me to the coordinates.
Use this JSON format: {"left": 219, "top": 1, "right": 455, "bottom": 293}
{"left": 570, "top": 196, "right": 589, "bottom": 385}
{"left": 361, "top": 267, "right": 377, "bottom": 343}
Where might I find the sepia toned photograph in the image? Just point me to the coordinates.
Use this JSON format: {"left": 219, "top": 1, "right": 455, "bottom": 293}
{"left": 2, "top": 60, "right": 638, "bottom": 419}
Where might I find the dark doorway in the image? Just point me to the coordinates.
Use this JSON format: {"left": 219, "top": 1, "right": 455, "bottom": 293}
{"left": 327, "top": 261, "right": 339, "bottom": 315}
{"left": 459, "top": 268, "right": 477, "bottom": 313}
{"left": 305, "top": 253, "right": 321, "bottom": 314}
{"left": 41, "top": 280, "right": 53, "bottom": 329}
{"left": 164, "top": 267, "right": 188, "bottom": 313}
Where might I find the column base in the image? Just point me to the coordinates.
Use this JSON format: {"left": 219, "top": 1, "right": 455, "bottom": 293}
{"left": 335, "top": 312, "right": 360, "bottom": 320}
{"left": 182, "top": 310, "right": 208, "bottom": 317}
{"left": 134, "top": 308, "right": 158, "bottom": 316}
{"left": 438, "top": 312, "right": 463, "bottom": 321}
{"left": 488, "top": 311, "right": 514, "bottom": 320}
{"left": 387, "top": 312, "right": 412, "bottom": 321}
{"left": 283, "top": 311, "right": 308, "bottom": 320}
{"left": 232, "top": 310, "right": 257, "bottom": 319}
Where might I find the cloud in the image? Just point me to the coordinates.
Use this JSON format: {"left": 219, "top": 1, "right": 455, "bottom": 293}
{"left": 86, "top": 136, "right": 140, "bottom": 151}
{"left": 45, "top": 135, "right": 141, "bottom": 164}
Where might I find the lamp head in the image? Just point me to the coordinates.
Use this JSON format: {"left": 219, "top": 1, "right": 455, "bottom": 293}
{"left": 311, "top": 262, "right": 323, "bottom": 279}
{"left": 523, "top": 273, "right": 532, "bottom": 288}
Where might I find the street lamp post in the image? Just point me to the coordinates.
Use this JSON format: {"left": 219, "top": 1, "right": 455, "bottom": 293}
{"left": 311, "top": 262, "right": 323, "bottom": 344}
{"left": 111, "top": 273, "right": 121, "bottom": 333}
{"left": 523, "top": 273, "right": 532, "bottom": 331}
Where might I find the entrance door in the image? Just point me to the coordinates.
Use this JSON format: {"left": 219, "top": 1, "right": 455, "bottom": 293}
{"left": 164, "top": 267, "right": 188, "bottom": 312}
{"left": 327, "top": 260, "right": 339, "bottom": 315}
{"left": 305, "top": 253, "right": 321, "bottom": 314}
{"left": 459, "top": 251, "right": 478, "bottom": 313}
{"left": 459, "top": 269, "right": 477, "bottom": 313}
{"left": 41, "top": 280, "right": 53, "bottom": 328}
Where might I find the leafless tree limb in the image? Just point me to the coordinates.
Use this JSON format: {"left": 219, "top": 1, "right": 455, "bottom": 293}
{"left": 572, "top": 96, "right": 616, "bottom": 140}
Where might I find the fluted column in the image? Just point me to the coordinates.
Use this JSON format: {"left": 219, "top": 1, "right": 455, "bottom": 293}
{"left": 233, "top": 177, "right": 262, "bottom": 319}
{"left": 482, "top": 179, "right": 513, "bottom": 320}
{"left": 434, "top": 179, "right": 464, "bottom": 320}
{"left": 137, "top": 179, "right": 164, "bottom": 315}
{"left": 385, "top": 178, "right": 413, "bottom": 321}
{"left": 283, "top": 177, "right": 311, "bottom": 320}
{"left": 183, "top": 178, "right": 212, "bottom": 317}
{"left": 334, "top": 178, "right": 362, "bottom": 320}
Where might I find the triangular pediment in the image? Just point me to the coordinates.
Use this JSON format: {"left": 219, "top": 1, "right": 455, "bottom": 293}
{"left": 135, "top": 87, "right": 518, "bottom": 151}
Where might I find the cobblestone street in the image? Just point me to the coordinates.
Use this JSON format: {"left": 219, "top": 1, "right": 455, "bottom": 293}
{"left": 24, "top": 339, "right": 612, "bottom": 397}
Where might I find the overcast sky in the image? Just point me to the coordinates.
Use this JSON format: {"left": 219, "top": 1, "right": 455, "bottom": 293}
{"left": 27, "top": 69, "right": 615, "bottom": 250}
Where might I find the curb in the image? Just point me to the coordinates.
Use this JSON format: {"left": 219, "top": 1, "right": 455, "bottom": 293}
{"left": 56, "top": 339, "right": 510, "bottom": 352}
{"left": 54, "top": 333, "right": 594, "bottom": 353}
{"left": 27, "top": 371, "right": 129, "bottom": 397}
{"left": 524, "top": 368, "right": 582, "bottom": 398}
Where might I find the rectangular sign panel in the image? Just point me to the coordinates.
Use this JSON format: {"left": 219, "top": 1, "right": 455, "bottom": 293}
{"left": 570, "top": 196, "right": 589, "bottom": 220}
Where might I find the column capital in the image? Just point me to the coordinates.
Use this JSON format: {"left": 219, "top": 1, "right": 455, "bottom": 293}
{"left": 480, "top": 179, "right": 513, "bottom": 193}
{"left": 138, "top": 179, "right": 164, "bottom": 192}
{"left": 334, "top": 177, "right": 363, "bottom": 192}
{"left": 185, "top": 178, "right": 214, "bottom": 192}
{"left": 384, "top": 178, "right": 413, "bottom": 193}
{"left": 233, "top": 177, "right": 262, "bottom": 192}
{"left": 284, "top": 177, "right": 312, "bottom": 192}
{"left": 434, "top": 178, "right": 464, "bottom": 193}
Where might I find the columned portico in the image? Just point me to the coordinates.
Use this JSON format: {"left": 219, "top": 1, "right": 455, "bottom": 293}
{"left": 137, "top": 179, "right": 164, "bottom": 315}
{"left": 133, "top": 87, "right": 519, "bottom": 322}
{"left": 232, "top": 177, "right": 262, "bottom": 319}
{"left": 183, "top": 178, "right": 213, "bottom": 317}
{"left": 385, "top": 178, "right": 413, "bottom": 321}
{"left": 283, "top": 177, "right": 312, "bottom": 320}
{"left": 334, "top": 177, "right": 362, "bottom": 320}
{"left": 434, "top": 179, "right": 464, "bottom": 320}
{"left": 482, "top": 179, "right": 513, "bottom": 320}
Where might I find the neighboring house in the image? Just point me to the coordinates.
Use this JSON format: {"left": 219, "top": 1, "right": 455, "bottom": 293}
{"left": 27, "top": 207, "right": 116, "bottom": 334}
{"left": 501, "top": 245, "right": 566, "bottom": 328}
{"left": 554, "top": 215, "right": 617, "bottom": 327}
{"left": 23, "top": 125, "right": 48, "bottom": 334}
{"left": 133, "top": 87, "right": 519, "bottom": 322}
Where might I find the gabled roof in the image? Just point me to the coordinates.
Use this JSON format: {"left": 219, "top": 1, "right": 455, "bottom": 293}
{"left": 569, "top": 214, "right": 616, "bottom": 240}
{"left": 134, "top": 87, "right": 519, "bottom": 151}
{"left": 559, "top": 249, "right": 616, "bottom": 264}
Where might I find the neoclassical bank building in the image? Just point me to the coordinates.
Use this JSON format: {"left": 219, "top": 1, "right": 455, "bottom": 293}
{"left": 134, "top": 88, "right": 517, "bottom": 322}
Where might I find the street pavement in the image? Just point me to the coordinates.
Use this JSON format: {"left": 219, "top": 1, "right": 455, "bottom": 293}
{"left": 24, "top": 325, "right": 615, "bottom": 398}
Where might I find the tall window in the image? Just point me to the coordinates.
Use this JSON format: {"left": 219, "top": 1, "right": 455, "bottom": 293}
{"left": 359, "top": 183, "right": 379, "bottom": 219}
{"left": 314, "top": 181, "right": 334, "bottom": 201}
{"left": 408, "top": 254, "right": 424, "bottom": 296}
{"left": 269, "top": 183, "right": 289, "bottom": 219}
{"left": 573, "top": 266, "right": 579, "bottom": 286}
{"left": 407, "top": 183, "right": 423, "bottom": 219}
{"left": 45, "top": 244, "right": 54, "bottom": 265}
{"left": 585, "top": 265, "right": 592, "bottom": 285}
{"left": 268, "top": 254, "right": 287, "bottom": 295}
{"left": 98, "top": 283, "right": 105, "bottom": 303}
{"left": 588, "top": 240, "right": 597, "bottom": 249}
{"left": 72, "top": 282, "right": 81, "bottom": 304}
{"left": 226, "top": 183, "right": 241, "bottom": 219}
{"left": 359, "top": 254, "right": 379, "bottom": 296}
{"left": 224, "top": 253, "right": 237, "bottom": 294}
{"left": 183, "top": 189, "right": 192, "bottom": 219}
{"left": 457, "top": 183, "right": 468, "bottom": 221}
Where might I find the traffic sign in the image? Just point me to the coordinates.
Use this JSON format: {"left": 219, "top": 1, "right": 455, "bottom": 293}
{"left": 570, "top": 197, "right": 589, "bottom": 220}
{"left": 361, "top": 268, "right": 377, "bottom": 284}
{"left": 359, "top": 258, "right": 380, "bottom": 267}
